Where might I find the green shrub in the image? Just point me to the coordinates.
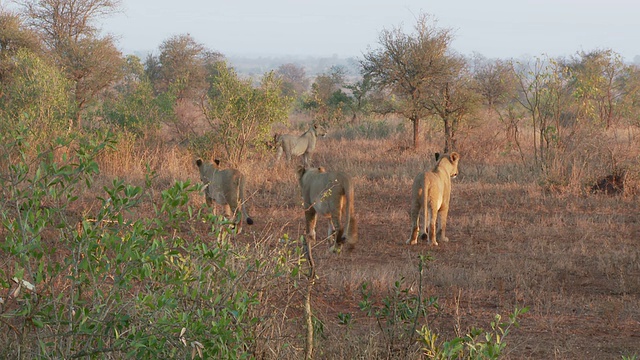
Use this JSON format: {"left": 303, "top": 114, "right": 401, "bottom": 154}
{"left": 0, "top": 49, "right": 72, "bottom": 145}
{"left": 0, "top": 128, "right": 305, "bottom": 359}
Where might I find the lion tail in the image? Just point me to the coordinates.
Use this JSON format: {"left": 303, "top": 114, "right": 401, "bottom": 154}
{"left": 239, "top": 175, "right": 254, "bottom": 226}
{"left": 343, "top": 175, "right": 358, "bottom": 249}
{"left": 420, "top": 174, "right": 431, "bottom": 241}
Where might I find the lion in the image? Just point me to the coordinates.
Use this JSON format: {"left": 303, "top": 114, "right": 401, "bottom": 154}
{"left": 195, "top": 158, "right": 254, "bottom": 232}
{"left": 407, "top": 152, "right": 460, "bottom": 246}
{"left": 297, "top": 165, "right": 357, "bottom": 253}
{"left": 275, "top": 124, "right": 327, "bottom": 167}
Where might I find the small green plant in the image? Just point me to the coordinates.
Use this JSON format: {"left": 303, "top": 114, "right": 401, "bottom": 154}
{"left": 336, "top": 311, "right": 355, "bottom": 345}
{"left": 337, "top": 312, "right": 353, "bottom": 326}
{"left": 418, "top": 306, "right": 529, "bottom": 360}
{"left": 358, "top": 254, "right": 439, "bottom": 357}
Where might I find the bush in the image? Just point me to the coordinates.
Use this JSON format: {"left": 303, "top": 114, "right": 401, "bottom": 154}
{"left": 0, "top": 129, "right": 306, "bottom": 359}
{"left": 0, "top": 49, "right": 72, "bottom": 145}
{"left": 333, "top": 119, "right": 406, "bottom": 140}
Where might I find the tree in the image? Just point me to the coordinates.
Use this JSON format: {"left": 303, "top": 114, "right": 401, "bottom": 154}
{"left": 566, "top": 49, "right": 627, "bottom": 128}
{"left": 101, "top": 56, "right": 170, "bottom": 137}
{"left": 0, "top": 11, "right": 42, "bottom": 84}
{"left": 18, "top": 0, "right": 121, "bottom": 46}
{"left": 512, "top": 56, "right": 571, "bottom": 170}
{"left": 0, "top": 48, "right": 71, "bottom": 144}
{"left": 472, "top": 54, "right": 518, "bottom": 110}
{"left": 362, "top": 14, "right": 459, "bottom": 149}
{"left": 428, "top": 61, "right": 480, "bottom": 153}
{"left": 121, "top": 54, "right": 145, "bottom": 87}
{"left": 70, "top": 36, "right": 123, "bottom": 120}
{"left": 472, "top": 54, "right": 524, "bottom": 152}
{"left": 276, "top": 62, "right": 309, "bottom": 98}
{"left": 344, "top": 73, "right": 375, "bottom": 122}
{"left": 144, "top": 34, "right": 223, "bottom": 138}
{"left": 618, "top": 64, "right": 640, "bottom": 127}
{"left": 303, "top": 66, "right": 350, "bottom": 124}
{"left": 149, "top": 34, "right": 219, "bottom": 101}
{"left": 202, "top": 62, "right": 291, "bottom": 165}
{"left": 18, "top": 0, "right": 124, "bottom": 129}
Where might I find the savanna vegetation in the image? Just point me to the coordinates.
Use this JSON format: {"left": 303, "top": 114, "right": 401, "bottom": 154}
{"left": 1, "top": 1, "right": 640, "bottom": 359}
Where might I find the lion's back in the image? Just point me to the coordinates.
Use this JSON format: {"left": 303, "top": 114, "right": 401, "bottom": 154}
{"left": 424, "top": 171, "right": 449, "bottom": 206}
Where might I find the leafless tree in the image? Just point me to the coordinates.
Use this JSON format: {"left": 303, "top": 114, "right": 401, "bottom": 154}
{"left": 276, "top": 62, "right": 309, "bottom": 97}
{"left": 362, "top": 13, "right": 477, "bottom": 151}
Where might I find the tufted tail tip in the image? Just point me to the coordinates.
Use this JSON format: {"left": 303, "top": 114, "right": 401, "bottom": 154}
{"left": 246, "top": 217, "right": 254, "bottom": 225}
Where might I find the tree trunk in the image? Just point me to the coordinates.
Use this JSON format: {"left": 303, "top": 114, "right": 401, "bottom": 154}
{"left": 303, "top": 238, "right": 315, "bottom": 360}
{"left": 75, "top": 111, "right": 82, "bottom": 131}
{"left": 443, "top": 116, "right": 452, "bottom": 153}
{"left": 304, "top": 277, "right": 314, "bottom": 360}
{"left": 412, "top": 117, "right": 420, "bottom": 149}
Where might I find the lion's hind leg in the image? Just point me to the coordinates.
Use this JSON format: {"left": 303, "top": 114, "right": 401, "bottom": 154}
{"left": 225, "top": 184, "right": 245, "bottom": 234}
{"left": 303, "top": 153, "right": 311, "bottom": 167}
{"left": 302, "top": 206, "right": 317, "bottom": 276}
{"left": 221, "top": 203, "right": 243, "bottom": 234}
{"left": 326, "top": 221, "right": 336, "bottom": 241}
{"left": 304, "top": 206, "right": 318, "bottom": 243}
{"left": 420, "top": 200, "right": 430, "bottom": 242}
{"left": 407, "top": 185, "right": 422, "bottom": 245}
{"left": 329, "top": 210, "right": 344, "bottom": 254}
{"left": 407, "top": 208, "right": 420, "bottom": 245}
{"left": 408, "top": 176, "right": 430, "bottom": 245}
{"left": 436, "top": 206, "right": 450, "bottom": 243}
{"left": 428, "top": 202, "right": 439, "bottom": 246}
{"left": 275, "top": 143, "right": 285, "bottom": 163}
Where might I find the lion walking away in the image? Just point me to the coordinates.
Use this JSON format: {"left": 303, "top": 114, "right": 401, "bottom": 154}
{"left": 407, "top": 152, "right": 460, "bottom": 246}
{"left": 297, "top": 166, "right": 357, "bottom": 254}
{"left": 195, "top": 158, "right": 254, "bottom": 233}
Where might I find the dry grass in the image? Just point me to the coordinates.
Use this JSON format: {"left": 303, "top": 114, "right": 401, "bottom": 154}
{"left": 86, "top": 114, "right": 640, "bottom": 359}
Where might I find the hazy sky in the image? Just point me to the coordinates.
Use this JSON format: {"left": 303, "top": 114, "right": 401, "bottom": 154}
{"left": 12, "top": 0, "right": 640, "bottom": 61}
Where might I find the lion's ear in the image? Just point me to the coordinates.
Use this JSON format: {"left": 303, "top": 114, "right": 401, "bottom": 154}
{"left": 450, "top": 152, "right": 460, "bottom": 162}
{"left": 434, "top": 153, "right": 441, "bottom": 161}
{"left": 214, "top": 159, "right": 221, "bottom": 166}
{"left": 313, "top": 124, "right": 318, "bottom": 129}
{"left": 196, "top": 158, "right": 203, "bottom": 167}
{"left": 317, "top": 166, "right": 326, "bottom": 173}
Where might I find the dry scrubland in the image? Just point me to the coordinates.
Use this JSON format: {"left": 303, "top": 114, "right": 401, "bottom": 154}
{"left": 258, "top": 116, "right": 640, "bottom": 359}
{"left": 11, "top": 113, "right": 640, "bottom": 359}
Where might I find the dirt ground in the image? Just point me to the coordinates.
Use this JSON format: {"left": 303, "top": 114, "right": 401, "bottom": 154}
{"left": 235, "top": 137, "right": 640, "bottom": 359}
